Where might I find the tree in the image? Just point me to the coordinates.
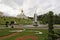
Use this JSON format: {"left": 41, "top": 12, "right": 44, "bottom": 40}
{"left": 48, "top": 11, "right": 55, "bottom": 40}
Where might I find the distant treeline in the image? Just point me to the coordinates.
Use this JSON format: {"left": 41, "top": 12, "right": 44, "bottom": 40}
{"left": 37, "top": 11, "right": 60, "bottom": 24}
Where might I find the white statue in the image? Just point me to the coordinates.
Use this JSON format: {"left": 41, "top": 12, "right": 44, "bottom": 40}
{"left": 33, "top": 13, "right": 38, "bottom": 27}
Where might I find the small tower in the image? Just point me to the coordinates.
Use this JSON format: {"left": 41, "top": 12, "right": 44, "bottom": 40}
{"left": 21, "top": 10, "right": 24, "bottom": 15}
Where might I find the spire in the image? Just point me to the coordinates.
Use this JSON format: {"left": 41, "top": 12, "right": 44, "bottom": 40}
{"left": 21, "top": 9, "right": 24, "bottom": 15}
{"left": 21, "top": 9, "right": 23, "bottom": 13}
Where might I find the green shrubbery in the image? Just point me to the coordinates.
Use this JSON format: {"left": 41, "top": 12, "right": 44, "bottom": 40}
{"left": 0, "top": 16, "right": 33, "bottom": 25}
{"left": 38, "top": 11, "right": 60, "bottom": 24}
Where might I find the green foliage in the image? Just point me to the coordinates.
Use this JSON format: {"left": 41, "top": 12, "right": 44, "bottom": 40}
{"left": 38, "top": 11, "right": 60, "bottom": 24}
{"left": 0, "top": 16, "right": 33, "bottom": 25}
{"left": 48, "top": 11, "right": 56, "bottom": 40}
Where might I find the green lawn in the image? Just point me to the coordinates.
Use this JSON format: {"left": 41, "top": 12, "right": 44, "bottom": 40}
{"left": 0, "top": 28, "right": 60, "bottom": 40}
{"left": 1, "top": 29, "right": 48, "bottom": 40}
{"left": 0, "top": 28, "right": 12, "bottom": 36}
{"left": 0, "top": 28, "right": 23, "bottom": 36}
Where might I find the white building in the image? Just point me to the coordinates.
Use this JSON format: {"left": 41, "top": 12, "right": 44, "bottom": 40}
{"left": 17, "top": 10, "right": 28, "bottom": 19}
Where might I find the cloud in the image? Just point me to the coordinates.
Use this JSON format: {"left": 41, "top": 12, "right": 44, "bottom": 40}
{"left": 0, "top": 0, "right": 1, "bottom": 2}
{"left": 0, "top": 0, "right": 60, "bottom": 17}
{"left": 0, "top": 3, "right": 19, "bottom": 16}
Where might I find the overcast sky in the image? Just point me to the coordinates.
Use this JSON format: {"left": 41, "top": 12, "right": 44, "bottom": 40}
{"left": 0, "top": 0, "right": 60, "bottom": 17}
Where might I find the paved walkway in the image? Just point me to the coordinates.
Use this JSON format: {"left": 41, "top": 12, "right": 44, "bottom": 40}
{"left": 0, "top": 25, "right": 60, "bottom": 29}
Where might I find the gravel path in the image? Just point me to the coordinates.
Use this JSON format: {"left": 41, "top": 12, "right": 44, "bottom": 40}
{"left": 16, "top": 35, "right": 38, "bottom": 40}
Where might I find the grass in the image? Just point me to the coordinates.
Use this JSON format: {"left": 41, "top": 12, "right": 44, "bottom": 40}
{"left": 0, "top": 25, "right": 5, "bottom": 27}
{"left": 0, "top": 28, "right": 60, "bottom": 40}
{"left": 0, "top": 28, "right": 12, "bottom": 36}
{"left": 0, "top": 28, "right": 23, "bottom": 36}
{"left": 2, "top": 29, "right": 48, "bottom": 40}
